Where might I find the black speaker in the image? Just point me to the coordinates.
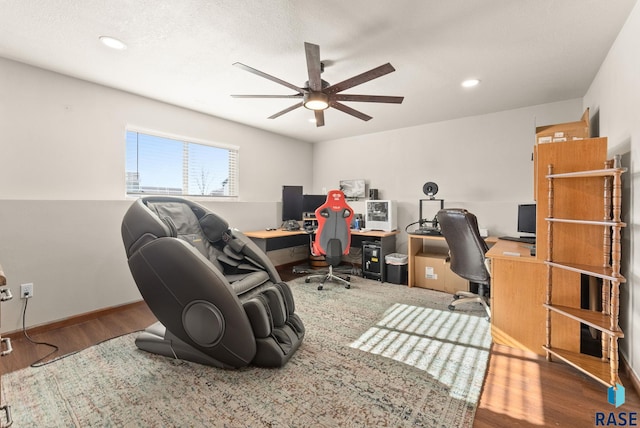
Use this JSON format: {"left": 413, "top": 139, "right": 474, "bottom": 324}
{"left": 369, "top": 188, "right": 379, "bottom": 199}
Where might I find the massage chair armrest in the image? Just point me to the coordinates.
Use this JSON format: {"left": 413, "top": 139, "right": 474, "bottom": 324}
{"left": 129, "top": 238, "right": 257, "bottom": 362}
{"left": 228, "top": 230, "right": 282, "bottom": 283}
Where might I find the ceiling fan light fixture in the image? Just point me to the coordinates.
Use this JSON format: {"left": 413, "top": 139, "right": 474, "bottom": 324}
{"left": 303, "top": 92, "right": 329, "bottom": 110}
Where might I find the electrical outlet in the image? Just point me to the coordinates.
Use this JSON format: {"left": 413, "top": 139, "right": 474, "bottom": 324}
{"left": 21, "top": 283, "right": 33, "bottom": 299}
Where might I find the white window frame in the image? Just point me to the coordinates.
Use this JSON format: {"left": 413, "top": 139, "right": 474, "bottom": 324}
{"left": 125, "top": 127, "right": 239, "bottom": 198}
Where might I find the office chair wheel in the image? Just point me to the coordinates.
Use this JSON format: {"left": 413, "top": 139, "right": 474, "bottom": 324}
{"left": 452, "top": 294, "right": 461, "bottom": 300}
{"left": 305, "top": 278, "right": 310, "bottom": 283}
{"left": 317, "top": 285, "right": 323, "bottom": 290}
{"left": 346, "top": 276, "right": 350, "bottom": 281}
{"left": 448, "top": 304, "right": 456, "bottom": 311}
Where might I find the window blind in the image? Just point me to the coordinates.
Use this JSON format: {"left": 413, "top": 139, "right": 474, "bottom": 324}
{"left": 125, "top": 130, "right": 238, "bottom": 197}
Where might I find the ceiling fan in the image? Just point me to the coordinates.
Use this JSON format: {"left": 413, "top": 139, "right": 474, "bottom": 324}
{"left": 231, "top": 42, "right": 404, "bottom": 127}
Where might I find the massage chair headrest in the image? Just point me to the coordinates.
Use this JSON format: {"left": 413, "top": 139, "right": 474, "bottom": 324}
{"left": 121, "top": 197, "right": 229, "bottom": 258}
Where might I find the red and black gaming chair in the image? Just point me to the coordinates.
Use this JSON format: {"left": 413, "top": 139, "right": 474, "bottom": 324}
{"left": 305, "top": 190, "right": 354, "bottom": 290}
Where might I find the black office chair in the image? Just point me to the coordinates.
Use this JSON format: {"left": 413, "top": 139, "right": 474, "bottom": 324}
{"left": 436, "top": 208, "right": 491, "bottom": 318}
{"left": 305, "top": 190, "right": 353, "bottom": 290}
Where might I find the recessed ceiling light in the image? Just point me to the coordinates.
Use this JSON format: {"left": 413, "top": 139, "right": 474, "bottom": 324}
{"left": 99, "top": 36, "right": 127, "bottom": 50}
{"left": 462, "top": 79, "right": 480, "bottom": 88}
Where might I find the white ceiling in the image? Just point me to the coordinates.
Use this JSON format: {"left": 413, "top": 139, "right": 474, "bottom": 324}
{"left": 0, "top": 0, "right": 636, "bottom": 143}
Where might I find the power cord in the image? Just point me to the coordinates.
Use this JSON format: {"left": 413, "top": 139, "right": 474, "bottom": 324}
{"left": 21, "top": 298, "right": 60, "bottom": 367}
{"left": 21, "top": 298, "right": 142, "bottom": 368}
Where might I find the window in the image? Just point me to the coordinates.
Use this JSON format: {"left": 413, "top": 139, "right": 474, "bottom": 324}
{"left": 125, "top": 130, "right": 238, "bottom": 197}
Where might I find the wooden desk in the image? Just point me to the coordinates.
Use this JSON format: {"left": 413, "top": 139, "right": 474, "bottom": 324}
{"left": 243, "top": 229, "right": 311, "bottom": 253}
{"left": 244, "top": 229, "right": 399, "bottom": 273}
{"left": 244, "top": 229, "right": 398, "bottom": 250}
{"left": 486, "top": 239, "right": 547, "bottom": 355}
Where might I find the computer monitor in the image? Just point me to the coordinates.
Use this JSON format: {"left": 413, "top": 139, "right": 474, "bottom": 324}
{"left": 282, "top": 185, "right": 303, "bottom": 221}
{"left": 517, "top": 203, "right": 536, "bottom": 235}
{"left": 302, "top": 194, "right": 326, "bottom": 215}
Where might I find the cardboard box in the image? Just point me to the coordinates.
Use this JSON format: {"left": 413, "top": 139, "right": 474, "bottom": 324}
{"left": 535, "top": 108, "right": 590, "bottom": 143}
{"left": 414, "top": 252, "right": 469, "bottom": 293}
{"left": 414, "top": 253, "right": 446, "bottom": 290}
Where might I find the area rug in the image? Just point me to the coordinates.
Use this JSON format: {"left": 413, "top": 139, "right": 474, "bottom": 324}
{"left": 2, "top": 276, "right": 491, "bottom": 427}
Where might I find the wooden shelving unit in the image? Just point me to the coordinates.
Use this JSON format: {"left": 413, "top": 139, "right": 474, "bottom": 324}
{"left": 543, "top": 156, "right": 626, "bottom": 387}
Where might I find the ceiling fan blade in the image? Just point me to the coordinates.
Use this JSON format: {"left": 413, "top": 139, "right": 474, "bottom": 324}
{"left": 233, "top": 62, "right": 305, "bottom": 94}
{"left": 331, "top": 102, "right": 372, "bottom": 121}
{"left": 314, "top": 110, "right": 325, "bottom": 127}
{"left": 268, "top": 102, "right": 304, "bottom": 119}
{"left": 231, "top": 94, "right": 303, "bottom": 99}
{"left": 334, "top": 94, "right": 404, "bottom": 104}
{"left": 304, "top": 42, "right": 322, "bottom": 91}
{"left": 326, "top": 63, "right": 396, "bottom": 94}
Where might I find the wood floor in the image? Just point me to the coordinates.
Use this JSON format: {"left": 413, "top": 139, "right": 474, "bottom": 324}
{"left": 2, "top": 272, "right": 639, "bottom": 427}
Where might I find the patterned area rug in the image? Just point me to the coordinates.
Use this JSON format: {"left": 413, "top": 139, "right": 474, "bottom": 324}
{"left": 2, "top": 276, "right": 491, "bottom": 427}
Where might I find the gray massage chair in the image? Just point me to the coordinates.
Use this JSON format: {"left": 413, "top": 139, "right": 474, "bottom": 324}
{"left": 121, "top": 196, "right": 305, "bottom": 368}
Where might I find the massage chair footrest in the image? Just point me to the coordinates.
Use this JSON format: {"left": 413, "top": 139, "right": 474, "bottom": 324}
{"left": 135, "top": 322, "right": 240, "bottom": 369}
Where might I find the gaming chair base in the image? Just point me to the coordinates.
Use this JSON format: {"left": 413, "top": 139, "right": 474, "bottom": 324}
{"left": 305, "top": 265, "right": 351, "bottom": 290}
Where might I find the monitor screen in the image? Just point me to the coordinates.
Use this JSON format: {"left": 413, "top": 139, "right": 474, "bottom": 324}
{"left": 517, "top": 204, "right": 536, "bottom": 234}
{"left": 282, "top": 185, "right": 303, "bottom": 221}
{"left": 302, "top": 194, "right": 326, "bottom": 214}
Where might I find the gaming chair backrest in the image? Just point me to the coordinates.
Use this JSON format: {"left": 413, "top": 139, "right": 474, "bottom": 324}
{"left": 313, "top": 190, "right": 353, "bottom": 265}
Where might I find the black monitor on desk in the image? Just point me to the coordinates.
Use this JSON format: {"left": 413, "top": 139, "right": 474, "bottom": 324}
{"left": 302, "top": 194, "right": 326, "bottom": 216}
{"left": 499, "top": 204, "right": 537, "bottom": 246}
{"left": 282, "top": 185, "right": 303, "bottom": 221}
{"left": 517, "top": 203, "right": 536, "bottom": 235}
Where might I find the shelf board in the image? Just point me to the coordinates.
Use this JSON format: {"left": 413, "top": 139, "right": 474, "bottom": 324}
{"left": 545, "top": 217, "right": 626, "bottom": 227}
{"left": 543, "top": 346, "right": 620, "bottom": 387}
{"left": 546, "top": 167, "right": 627, "bottom": 179}
{"left": 543, "top": 304, "right": 624, "bottom": 337}
{"left": 544, "top": 261, "right": 626, "bottom": 283}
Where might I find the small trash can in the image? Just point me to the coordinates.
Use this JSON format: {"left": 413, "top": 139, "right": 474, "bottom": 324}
{"left": 385, "top": 253, "right": 408, "bottom": 285}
